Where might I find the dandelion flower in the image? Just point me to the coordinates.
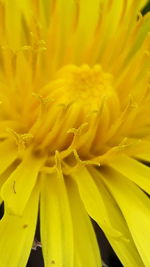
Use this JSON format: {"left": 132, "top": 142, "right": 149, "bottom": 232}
{"left": 0, "top": 0, "right": 150, "bottom": 266}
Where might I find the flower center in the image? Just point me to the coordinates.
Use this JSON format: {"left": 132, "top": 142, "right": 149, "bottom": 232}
{"left": 30, "top": 64, "right": 120, "bottom": 158}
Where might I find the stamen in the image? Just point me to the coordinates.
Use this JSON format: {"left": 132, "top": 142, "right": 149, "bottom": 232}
{"left": 6, "top": 128, "right": 33, "bottom": 154}
{"left": 60, "top": 123, "right": 88, "bottom": 159}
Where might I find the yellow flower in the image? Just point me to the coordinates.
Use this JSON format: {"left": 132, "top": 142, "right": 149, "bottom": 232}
{"left": 0, "top": 0, "right": 150, "bottom": 266}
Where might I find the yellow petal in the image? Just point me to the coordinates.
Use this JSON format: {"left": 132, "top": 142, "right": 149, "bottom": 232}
{"left": 75, "top": 0, "right": 100, "bottom": 39}
{"left": 127, "top": 0, "right": 149, "bottom": 10}
{"left": 127, "top": 13, "right": 150, "bottom": 60}
{"left": 0, "top": 182, "right": 39, "bottom": 267}
{"left": 0, "top": 160, "right": 20, "bottom": 204}
{"left": 66, "top": 177, "right": 102, "bottom": 267}
{"left": 72, "top": 165, "right": 121, "bottom": 238}
{"left": 0, "top": 139, "right": 18, "bottom": 175}
{"left": 134, "top": 140, "right": 150, "bottom": 162}
{"left": 37, "top": 0, "right": 52, "bottom": 28}
{"left": 100, "top": 166, "right": 150, "bottom": 267}
{"left": 1, "top": 151, "right": 45, "bottom": 215}
{"left": 40, "top": 173, "right": 73, "bottom": 267}
{"left": 0, "top": 139, "right": 18, "bottom": 204}
{"left": 110, "top": 155, "right": 150, "bottom": 194}
{"left": 72, "top": 0, "right": 101, "bottom": 62}
{"left": 138, "top": 152, "right": 150, "bottom": 162}
{"left": 90, "top": 167, "right": 144, "bottom": 267}
{"left": 140, "top": 0, "right": 149, "bottom": 9}
{"left": 1, "top": 0, "right": 30, "bottom": 49}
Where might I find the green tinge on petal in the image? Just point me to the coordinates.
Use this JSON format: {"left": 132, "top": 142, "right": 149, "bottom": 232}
{"left": 126, "top": 13, "right": 150, "bottom": 62}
